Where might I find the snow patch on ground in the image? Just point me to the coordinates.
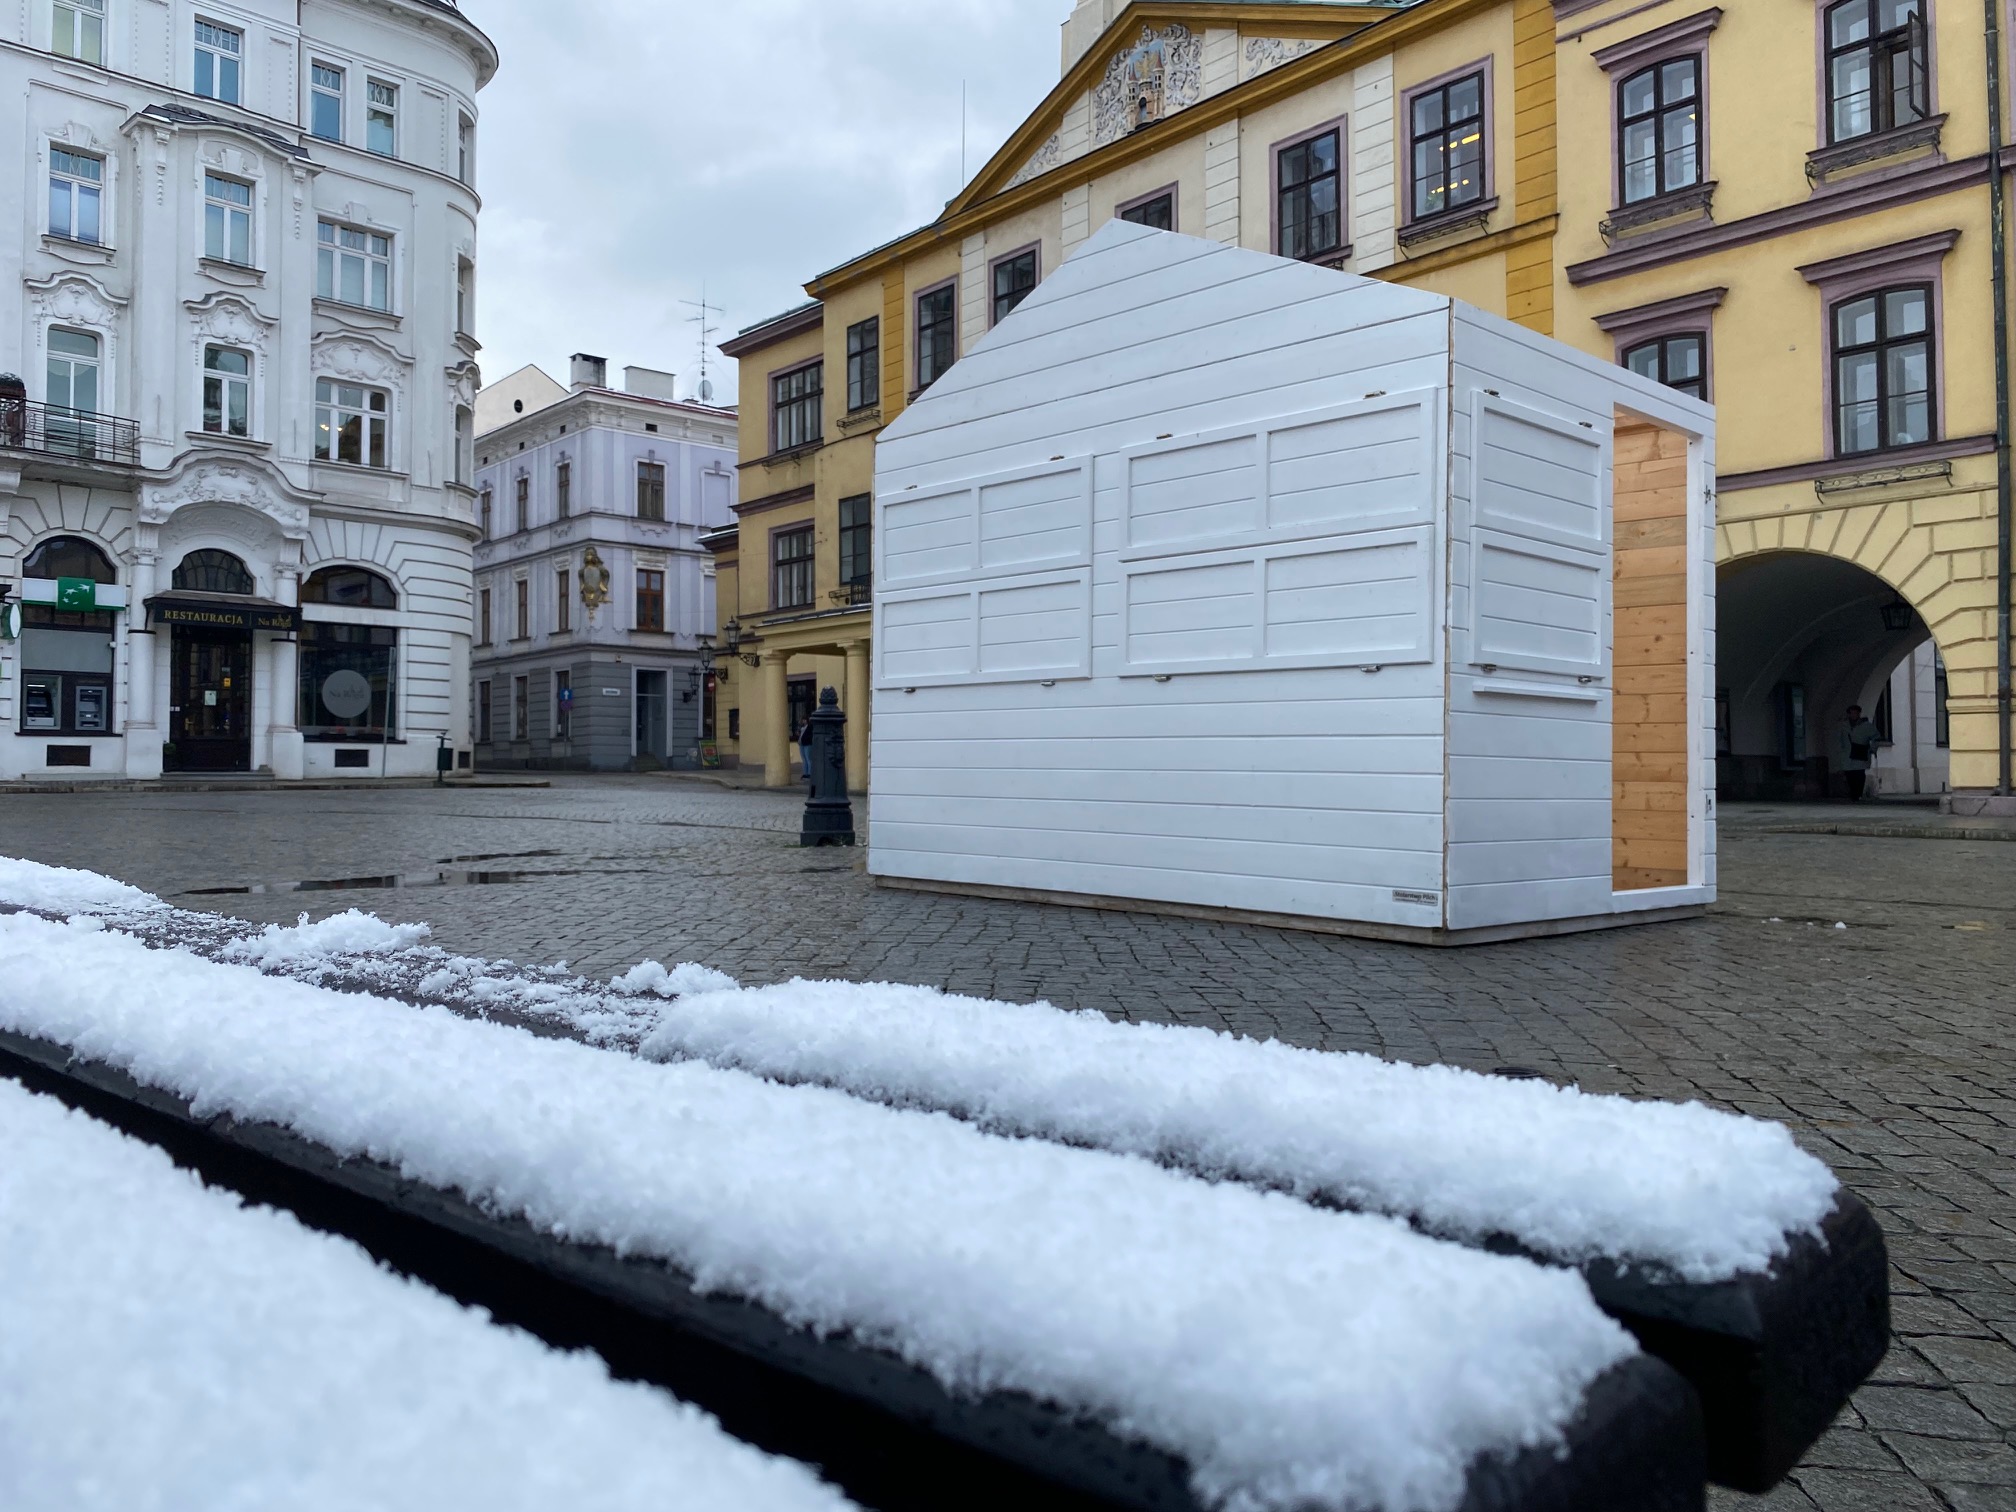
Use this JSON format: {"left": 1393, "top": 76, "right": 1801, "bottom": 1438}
{"left": 0, "top": 1080, "right": 858, "bottom": 1512}
{"left": 613, "top": 959, "right": 742, "bottom": 998}
{"left": 640, "top": 978, "right": 1841, "bottom": 1283}
{"left": 0, "top": 910, "right": 1636, "bottom": 1512}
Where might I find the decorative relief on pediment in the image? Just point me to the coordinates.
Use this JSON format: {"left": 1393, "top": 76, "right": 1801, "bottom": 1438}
{"left": 140, "top": 462, "right": 310, "bottom": 540}
{"left": 199, "top": 139, "right": 261, "bottom": 180}
{"left": 1243, "top": 37, "right": 1322, "bottom": 79}
{"left": 25, "top": 271, "right": 127, "bottom": 330}
{"left": 1092, "top": 24, "right": 1203, "bottom": 147}
{"left": 446, "top": 362, "right": 482, "bottom": 410}
{"left": 53, "top": 120, "right": 110, "bottom": 154}
{"left": 1007, "top": 132, "right": 1064, "bottom": 189}
{"left": 312, "top": 331, "right": 409, "bottom": 386}
{"left": 186, "top": 291, "right": 277, "bottom": 353}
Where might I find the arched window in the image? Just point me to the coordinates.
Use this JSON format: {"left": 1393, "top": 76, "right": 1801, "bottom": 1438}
{"left": 23, "top": 535, "right": 116, "bottom": 582}
{"left": 301, "top": 566, "right": 398, "bottom": 609}
{"left": 173, "top": 550, "right": 255, "bottom": 595}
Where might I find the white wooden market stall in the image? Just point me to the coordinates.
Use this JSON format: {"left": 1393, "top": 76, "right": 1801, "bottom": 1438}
{"left": 868, "top": 220, "right": 1716, "bottom": 945}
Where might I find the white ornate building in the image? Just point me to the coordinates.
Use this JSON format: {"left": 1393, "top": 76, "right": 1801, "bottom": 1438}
{"left": 0, "top": 0, "right": 495, "bottom": 781}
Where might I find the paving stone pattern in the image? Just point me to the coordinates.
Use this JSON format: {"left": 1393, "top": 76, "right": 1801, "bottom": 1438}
{"left": 3, "top": 776, "right": 2013, "bottom": 1512}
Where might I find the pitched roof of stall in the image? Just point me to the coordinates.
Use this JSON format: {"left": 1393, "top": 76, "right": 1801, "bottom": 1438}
{"left": 879, "top": 219, "right": 1452, "bottom": 447}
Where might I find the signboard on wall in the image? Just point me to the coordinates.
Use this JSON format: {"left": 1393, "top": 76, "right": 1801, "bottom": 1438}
{"left": 147, "top": 599, "right": 299, "bottom": 633}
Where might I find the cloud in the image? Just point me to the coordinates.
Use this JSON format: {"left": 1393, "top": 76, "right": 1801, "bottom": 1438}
{"left": 466, "top": 0, "right": 1066, "bottom": 405}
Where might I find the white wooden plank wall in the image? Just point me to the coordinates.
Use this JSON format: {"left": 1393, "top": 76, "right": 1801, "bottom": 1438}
{"left": 873, "top": 227, "right": 1458, "bottom": 928}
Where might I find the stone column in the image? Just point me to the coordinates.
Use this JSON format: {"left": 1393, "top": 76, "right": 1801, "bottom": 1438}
{"left": 760, "top": 651, "right": 793, "bottom": 788}
{"left": 125, "top": 548, "right": 164, "bottom": 779}
{"left": 844, "top": 640, "right": 870, "bottom": 794}
{"left": 270, "top": 565, "right": 305, "bottom": 781}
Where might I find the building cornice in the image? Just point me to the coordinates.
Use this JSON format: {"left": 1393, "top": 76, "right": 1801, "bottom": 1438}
{"left": 1565, "top": 154, "right": 1987, "bottom": 286}
{"left": 721, "top": 303, "right": 825, "bottom": 358}
{"left": 807, "top": 0, "right": 1500, "bottom": 296}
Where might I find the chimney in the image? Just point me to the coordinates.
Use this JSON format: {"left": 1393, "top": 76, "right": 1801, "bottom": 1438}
{"left": 1061, "top": 0, "right": 1123, "bottom": 74}
{"left": 569, "top": 353, "right": 608, "bottom": 391}
{"left": 623, "top": 366, "right": 680, "bottom": 402}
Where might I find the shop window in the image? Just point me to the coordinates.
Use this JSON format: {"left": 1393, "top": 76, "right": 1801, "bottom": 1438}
{"left": 298, "top": 622, "right": 397, "bottom": 739}
{"left": 302, "top": 566, "right": 397, "bottom": 608}
{"left": 20, "top": 535, "right": 118, "bottom": 738}
{"left": 174, "top": 550, "right": 254, "bottom": 595}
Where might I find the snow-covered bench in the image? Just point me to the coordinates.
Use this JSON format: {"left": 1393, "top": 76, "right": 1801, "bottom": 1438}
{"left": 0, "top": 904, "right": 1702, "bottom": 1512}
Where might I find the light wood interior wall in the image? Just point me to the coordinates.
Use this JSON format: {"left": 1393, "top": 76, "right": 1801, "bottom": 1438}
{"left": 1612, "top": 415, "right": 1690, "bottom": 890}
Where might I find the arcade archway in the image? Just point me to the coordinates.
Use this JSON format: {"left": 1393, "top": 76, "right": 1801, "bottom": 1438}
{"left": 1716, "top": 550, "right": 1948, "bottom": 800}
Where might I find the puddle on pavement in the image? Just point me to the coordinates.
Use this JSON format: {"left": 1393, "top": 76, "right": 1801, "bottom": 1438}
{"left": 186, "top": 869, "right": 589, "bottom": 896}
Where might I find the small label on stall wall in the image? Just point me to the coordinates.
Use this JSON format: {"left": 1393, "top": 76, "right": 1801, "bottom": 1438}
{"left": 1392, "top": 890, "right": 1440, "bottom": 907}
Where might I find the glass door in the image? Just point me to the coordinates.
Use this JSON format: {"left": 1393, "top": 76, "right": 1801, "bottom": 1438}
{"left": 635, "top": 670, "right": 669, "bottom": 765}
{"left": 168, "top": 628, "right": 252, "bottom": 772}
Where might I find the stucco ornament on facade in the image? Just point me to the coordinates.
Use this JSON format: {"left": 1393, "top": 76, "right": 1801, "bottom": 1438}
{"left": 186, "top": 292, "right": 278, "bottom": 354}
{"left": 1243, "top": 37, "right": 1321, "bottom": 78}
{"left": 140, "top": 461, "right": 311, "bottom": 541}
{"left": 26, "top": 271, "right": 127, "bottom": 331}
{"left": 1093, "top": 24, "right": 1203, "bottom": 146}
{"left": 1007, "top": 133, "right": 1065, "bottom": 189}
{"left": 311, "top": 330, "right": 409, "bottom": 385}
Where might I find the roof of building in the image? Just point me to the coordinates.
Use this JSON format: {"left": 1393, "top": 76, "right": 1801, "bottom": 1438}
{"left": 719, "top": 301, "right": 824, "bottom": 359}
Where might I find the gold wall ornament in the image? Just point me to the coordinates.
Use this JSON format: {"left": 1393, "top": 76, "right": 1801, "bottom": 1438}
{"left": 579, "top": 546, "right": 611, "bottom": 609}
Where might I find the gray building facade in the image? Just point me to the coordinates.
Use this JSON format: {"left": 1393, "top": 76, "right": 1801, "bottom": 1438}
{"left": 472, "top": 356, "right": 735, "bottom": 771}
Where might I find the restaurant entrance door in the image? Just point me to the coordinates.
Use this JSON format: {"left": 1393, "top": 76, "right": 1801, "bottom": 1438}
{"left": 168, "top": 626, "right": 252, "bottom": 772}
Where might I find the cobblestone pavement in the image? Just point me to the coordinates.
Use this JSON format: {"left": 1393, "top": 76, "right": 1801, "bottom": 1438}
{"left": 3, "top": 775, "right": 2013, "bottom": 1512}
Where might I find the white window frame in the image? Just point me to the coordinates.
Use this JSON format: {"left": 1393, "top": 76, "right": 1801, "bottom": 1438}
{"left": 48, "top": 145, "right": 104, "bottom": 245}
{"left": 457, "top": 113, "right": 475, "bottom": 185}
{"left": 316, "top": 220, "right": 392, "bottom": 311}
{"left": 366, "top": 79, "right": 398, "bottom": 157}
{"left": 456, "top": 257, "right": 475, "bottom": 334}
{"left": 52, "top": 0, "right": 105, "bottom": 64}
{"left": 46, "top": 327, "right": 101, "bottom": 413}
{"left": 310, "top": 62, "right": 344, "bottom": 142}
{"left": 194, "top": 18, "right": 242, "bottom": 106}
{"left": 314, "top": 378, "right": 390, "bottom": 469}
{"left": 202, "top": 345, "right": 252, "bottom": 438}
{"left": 203, "top": 172, "right": 253, "bottom": 266}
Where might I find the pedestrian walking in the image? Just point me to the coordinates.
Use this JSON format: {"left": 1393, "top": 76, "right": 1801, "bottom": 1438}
{"left": 797, "top": 715, "right": 815, "bottom": 782}
{"left": 1836, "top": 704, "right": 1880, "bottom": 802}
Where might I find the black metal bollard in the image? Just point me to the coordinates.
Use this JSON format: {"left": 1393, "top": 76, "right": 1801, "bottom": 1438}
{"left": 800, "top": 687, "right": 856, "bottom": 847}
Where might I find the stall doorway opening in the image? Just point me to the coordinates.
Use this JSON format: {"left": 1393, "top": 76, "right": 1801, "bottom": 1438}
{"left": 169, "top": 627, "right": 252, "bottom": 772}
{"left": 1612, "top": 416, "right": 1692, "bottom": 892}
{"left": 1716, "top": 550, "right": 1939, "bottom": 801}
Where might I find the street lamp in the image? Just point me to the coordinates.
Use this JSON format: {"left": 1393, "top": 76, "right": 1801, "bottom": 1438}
{"left": 1880, "top": 597, "right": 1915, "bottom": 633}
{"left": 722, "top": 618, "right": 761, "bottom": 668}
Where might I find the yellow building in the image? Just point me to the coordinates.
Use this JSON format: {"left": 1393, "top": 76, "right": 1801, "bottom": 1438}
{"left": 717, "top": 0, "right": 2012, "bottom": 805}
{"left": 713, "top": 0, "right": 1561, "bottom": 786}
{"left": 1550, "top": 0, "right": 2011, "bottom": 805}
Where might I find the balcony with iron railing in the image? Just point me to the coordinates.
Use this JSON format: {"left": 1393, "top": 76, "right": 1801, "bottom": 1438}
{"left": 0, "top": 397, "right": 142, "bottom": 468}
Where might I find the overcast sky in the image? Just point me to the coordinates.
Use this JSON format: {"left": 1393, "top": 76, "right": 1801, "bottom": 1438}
{"left": 467, "top": 0, "right": 1069, "bottom": 407}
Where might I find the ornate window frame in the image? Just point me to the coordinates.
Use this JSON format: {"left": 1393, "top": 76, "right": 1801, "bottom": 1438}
{"left": 1592, "top": 10, "right": 1720, "bottom": 225}
{"left": 1807, "top": 0, "right": 1943, "bottom": 184}
{"left": 1594, "top": 286, "right": 1727, "bottom": 402}
{"left": 1799, "top": 229, "right": 1957, "bottom": 461}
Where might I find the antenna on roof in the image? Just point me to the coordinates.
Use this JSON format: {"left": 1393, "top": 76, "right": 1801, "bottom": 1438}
{"left": 682, "top": 287, "right": 724, "bottom": 405}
